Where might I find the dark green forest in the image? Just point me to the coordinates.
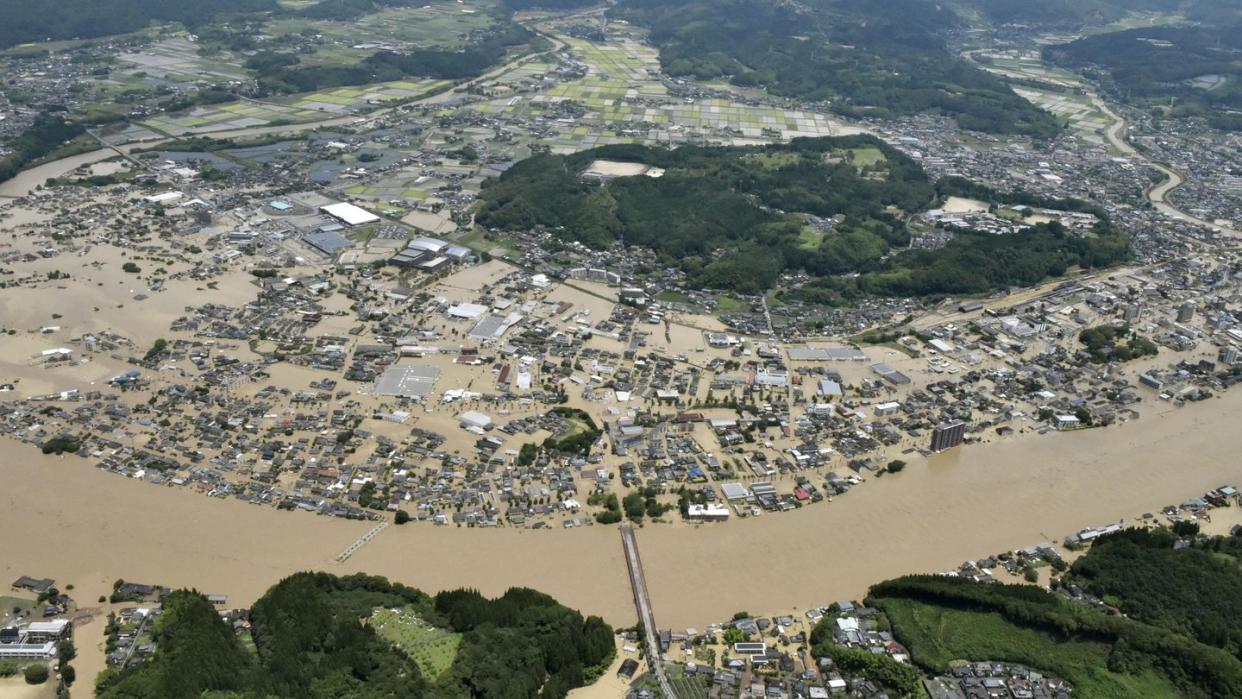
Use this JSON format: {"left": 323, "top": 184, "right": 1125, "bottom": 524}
{"left": 607, "top": 0, "right": 1060, "bottom": 136}
{"left": 249, "top": 1, "right": 535, "bottom": 94}
{"left": 477, "top": 135, "right": 933, "bottom": 292}
{"left": 0, "top": 0, "right": 277, "bottom": 49}
{"left": 1068, "top": 527, "right": 1242, "bottom": 660}
{"left": 1044, "top": 24, "right": 1242, "bottom": 129}
{"left": 790, "top": 219, "right": 1128, "bottom": 303}
{"left": 477, "top": 136, "right": 1128, "bottom": 297}
{"left": 864, "top": 528, "right": 1242, "bottom": 699}
{"left": 95, "top": 572, "right": 615, "bottom": 699}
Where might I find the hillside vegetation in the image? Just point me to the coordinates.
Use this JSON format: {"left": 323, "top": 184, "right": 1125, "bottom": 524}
{"left": 96, "top": 572, "right": 615, "bottom": 699}
{"left": 862, "top": 528, "right": 1242, "bottom": 699}
{"left": 477, "top": 136, "right": 931, "bottom": 292}
{"left": 477, "top": 135, "right": 1128, "bottom": 297}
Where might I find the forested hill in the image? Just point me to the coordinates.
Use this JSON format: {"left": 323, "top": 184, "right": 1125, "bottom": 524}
{"left": 607, "top": 0, "right": 1061, "bottom": 137}
{"left": 95, "top": 572, "right": 616, "bottom": 699}
{"left": 860, "top": 526, "right": 1242, "bottom": 698}
{"left": 476, "top": 135, "right": 1129, "bottom": 297}
{"left": 478, "top": 135, "right": 933, "bottom": 291}
{"left": 0, "top": 0, "right": 278, "bottom": 49}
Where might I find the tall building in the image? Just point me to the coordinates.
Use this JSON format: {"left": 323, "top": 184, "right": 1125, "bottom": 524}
{"left": 930, "top": 420, "right": 966, "bottom": 452}
{"left": 1177, "top": 301, "right": 1195, "bottom": 323}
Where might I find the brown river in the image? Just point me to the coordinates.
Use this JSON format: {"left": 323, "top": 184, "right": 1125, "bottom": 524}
{"left": 3, "top": 387, "right": 1240, "bottom": 634}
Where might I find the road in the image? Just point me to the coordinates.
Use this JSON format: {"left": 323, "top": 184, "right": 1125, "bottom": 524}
{"left": 620, "top": 525, "right": 674, "bottom": 699}
{"left": 1090, "top": 91, "right": 1242, "bottom": 239}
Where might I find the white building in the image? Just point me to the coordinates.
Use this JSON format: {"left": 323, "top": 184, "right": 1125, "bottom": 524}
{"left": 873, "top": 401, "right": 900, "bottom": 417}
{"left": 0, "top": 642, "right": 55, "bottom": 661}
{"left": 320, "top": 202, "right": 380, "bottom": 226}
{"left": 460, "top": 411, "right": 493, "bottom": 430}
{"left": 686, "top": 503, "right": 730, "bottom": 521}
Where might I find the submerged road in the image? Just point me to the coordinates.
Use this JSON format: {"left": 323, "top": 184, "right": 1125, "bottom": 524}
{"left": 620, "top": 525, "right": 674, "bottom": 699}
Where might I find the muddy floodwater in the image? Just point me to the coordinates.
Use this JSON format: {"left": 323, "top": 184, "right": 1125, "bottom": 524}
{"left": 3, "top": 387, "right": 1242, "bottom": 634}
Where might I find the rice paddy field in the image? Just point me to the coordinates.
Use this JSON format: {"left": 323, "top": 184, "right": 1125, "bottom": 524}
{"left": 974, "top": 51, "right": 1111, "bottom": 144}
{"left": 115, "top": 36, "right": 249, "bottom": 83}
{"left": 142, "top": 100, "right": 328, "bottom": 136}
{"left": 462, "top": 31, "right": 856, "bottom": 153}
{"left": 281, "top": 79, "right": 451, "bottom": 112}
{"left": 267, "top": 1, "right": 503, "bottom": 55}
{"left": 141, "top": 79, "right": 448, "bottom": 135}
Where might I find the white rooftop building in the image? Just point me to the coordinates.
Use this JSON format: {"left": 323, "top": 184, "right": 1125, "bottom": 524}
{"left": 460, "top": 411, "right": 493, "bottom": 430}
{"left": 320, "top": 202, "right": 380, "bottom": 226}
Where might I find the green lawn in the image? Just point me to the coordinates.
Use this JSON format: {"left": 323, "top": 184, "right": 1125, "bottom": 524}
{"left": 714, "top": 294, "right": 749, "bottom": 312}
{"left": 654, "top": 290, "right": 692, "bottom": 304}
{"left": 457, "top": 228, "right": 517, "bottom": 257}
{"left": 368, "top": 607, "right": 462, "bottom": 680}
{"left": 877, "top": 597, "right": 1181, "bottom": 699}
{"left": 0, "top": 596, "right": 34, "bottom": 617}
{"left": 741, "top": 151, "right": 801, "bottom": 170}
{"left": 797, "top": 226, "right": 824, "bottom": 250}
{"left": 847, "top": 146, "right": 886, "bottom": 167}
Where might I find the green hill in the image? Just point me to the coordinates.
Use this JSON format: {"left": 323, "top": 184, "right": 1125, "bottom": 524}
{"left": 859, "top": 528, "right": 1242, "bottom": 699}
{"left": 476, "top": 136, "right": 1128, "bottom": 297}
{"left": 1045, "top": 24, "right": 1242, "bottom": 130}
{"left": 95, "top": 572, "right": 615, "bottom": 699}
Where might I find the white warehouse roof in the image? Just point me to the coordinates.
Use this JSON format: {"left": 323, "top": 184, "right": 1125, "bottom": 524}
{"left": 320, "top": 202, "right": 380, "bottom": 226}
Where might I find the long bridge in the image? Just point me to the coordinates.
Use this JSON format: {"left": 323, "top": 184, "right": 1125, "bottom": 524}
{"left": 335, "top": 521, "right": 388, "bottom": 563}
{"left": 620, "top": 525, "right": 675, "bottom": 699}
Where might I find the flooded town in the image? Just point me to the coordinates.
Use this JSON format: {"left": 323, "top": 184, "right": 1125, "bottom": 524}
{"left": 2, "top": 0, "right": 1242, "bottom": 697}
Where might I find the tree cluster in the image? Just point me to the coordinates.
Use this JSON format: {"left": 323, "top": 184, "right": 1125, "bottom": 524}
{"left": 97, "top": 572, "right": 615, "bottom": 699}
{"left": 477, "top": 136, "right": 938, "bottom": 293}
{"left": 867, "top": 567, "right": 1242, "bottom": 698}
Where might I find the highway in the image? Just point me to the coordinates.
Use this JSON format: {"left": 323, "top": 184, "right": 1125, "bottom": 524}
{"left": 620, "top": 525, "right": 675, "bottom": 699}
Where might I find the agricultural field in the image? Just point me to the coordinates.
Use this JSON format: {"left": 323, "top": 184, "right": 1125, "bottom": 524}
{"left": 267, "top": 1, "right": 503, "bottom": 55}
{"left": 974, "top": 51, "right": 1110, "bottom": 144}
{"left": 464, "top": 30, "right": 856, "bottom": 153}
{"left": 367, "top": 606, "right": 463, "bottom": 681}
{"left": 664, "top": 664, "right": 711, "bottom": 699}
{"left": 114, "top": 36, "right": 249, "bottom": 83}
{"left": 142, "top": 100, "right": 325, "bottom": 135}
{"left": 141, "top": 77, "right": 448, "bottom": 135}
